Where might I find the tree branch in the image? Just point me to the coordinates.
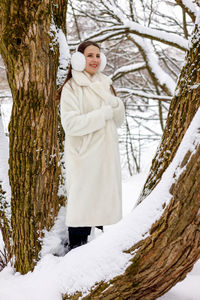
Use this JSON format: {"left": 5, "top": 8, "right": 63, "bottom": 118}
{"left": 117, "top": 88, "right": 172, "bottom": 102}
{"left": 175, "top": 0, "right": 198, "bottom": 22}
{"left": 112, "top": 62, "right": 146, "bottom": 81}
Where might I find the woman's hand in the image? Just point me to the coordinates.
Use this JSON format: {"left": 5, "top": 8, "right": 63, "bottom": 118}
{"left": 101, "top": 105, "right": 113, "bottom": 121}
{"left": 109, "top": 96, "right": 120, "bottom": 108}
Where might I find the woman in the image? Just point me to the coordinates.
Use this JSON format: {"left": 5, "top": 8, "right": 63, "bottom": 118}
{"left": 60, "top": 41, "right": 125, "bottom": 250}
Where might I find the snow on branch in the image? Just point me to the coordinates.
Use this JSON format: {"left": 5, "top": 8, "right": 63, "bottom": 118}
{"left": 125, "top": 20, "right": 189, "bottom": 51}
{"left": 56, "top": 28, "right": 70, "bottom": 86}
{"left": 68, "top": 26, "right": 127, "bottom": 50}
{"left": 117, "top": 88, "right": 172, "bottom": 102}
{"left": 129, "top": 34, "right": 176, "bottom": 95}
{"left": 100, "top": 0, "right": 188, "bottom": 51}
{"left": 69, "top": 22, "right": 188, "bottom": 52}
{"left": 49, "top": 17, "right": 70, "bottom": 86}
{"left": 112, "top": 62, "right": 146, "bottom": 81}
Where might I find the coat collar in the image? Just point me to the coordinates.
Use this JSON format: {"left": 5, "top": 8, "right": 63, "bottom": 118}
{"left": 72, "top": 70, "right": 112, "bottom": 87}
{"left": 71, "top": 70, "right": 113, "bottom": 103}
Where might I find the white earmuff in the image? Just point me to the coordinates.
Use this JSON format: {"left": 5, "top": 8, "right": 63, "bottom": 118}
{"left": 99, "top": 52, "right": 107, "bottom": 72}
{"left": 71, "top": 52, "right": 86, "bottom": 71}
{"left": 71, "top": 51, "right": 107, "bottom": 72}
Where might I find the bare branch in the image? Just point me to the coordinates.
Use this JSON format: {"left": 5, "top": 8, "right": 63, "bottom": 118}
{"left": 117, "top": 88, "right": 172, "bottom": 102}
{"left": 112, "top": 62, "right": 146, "bottom": 81}
{"left": 175, "top": 0, "right": 198, "bottom": 22}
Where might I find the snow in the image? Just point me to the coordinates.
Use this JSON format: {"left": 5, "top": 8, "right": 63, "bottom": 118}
{"left": 99, "top": 0, "right": 188, "bottom": 51}
{"left": 113, "top": 62, "right": 146, "bottom": 74}
{"left": 70, "top": 22, "right": 188, "bottom": 52}
{"left": 56, "top": 28, "right": 70, "bottom": 85}
{"left": 129, "top": 34, "right": 176, "bottom": 95}
{"left": 0, "top": 107, "right": 200, "bottom": 299}
{"left": 0, "top": 1, "right": 199, "bottom": 296}
{"left": 117, "top": 87, "right": 172, "bottom": 101}
{"left": 112, "top": 62, "right": 146, "bottom": 79}
{"left": 0, "top": 115, "right": 11, "bottom": 206}
{"left": 125, "top": 20, "right": 189, "bottom": 51}
{"left": 0, "top": 232, "right": 3, "bottom": 252}
{"left": 0, "top": 94, "right": 12, "bottom": 208}
{"left": 49, "top": 18, "right": 70, "bottom": 86}
{"left": 0, "top": 96, "right": 12, "bottom": 135}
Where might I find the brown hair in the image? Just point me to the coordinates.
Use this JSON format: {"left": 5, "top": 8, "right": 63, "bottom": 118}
{"left": 56, "top": 41, "right": 101, "bottom": 101}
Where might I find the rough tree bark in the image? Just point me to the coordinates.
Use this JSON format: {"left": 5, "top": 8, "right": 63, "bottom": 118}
{"left": 62, "top": 23, "right": 200, "bottom": 300}
{"left": 0, "top": 0, "right": 68, "bottom": 274}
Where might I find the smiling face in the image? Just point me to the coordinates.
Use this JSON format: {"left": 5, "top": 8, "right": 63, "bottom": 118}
{"left": 84, "top": 45, "right": 101, "bottom": 75}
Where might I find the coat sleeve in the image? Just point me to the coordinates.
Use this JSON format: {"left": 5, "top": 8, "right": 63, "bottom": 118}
{"left": 60, "top": 84, "right": 107, "bottom": 136}
{"left": 109, "top": 95, "right": 125, "bottom": 128}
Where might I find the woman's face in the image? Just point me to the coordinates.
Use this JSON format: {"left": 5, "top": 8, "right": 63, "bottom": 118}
{"left": 84, "top": 45, "right": 101, "bottom": 75}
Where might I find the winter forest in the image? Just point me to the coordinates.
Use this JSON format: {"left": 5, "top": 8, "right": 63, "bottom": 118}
{"left": 0, "top": 0, "right": 200, "bottom": 299}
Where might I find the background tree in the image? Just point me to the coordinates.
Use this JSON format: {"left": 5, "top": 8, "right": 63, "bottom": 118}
{"left": 0, "top": 0, "right": 68, "bottom": 274}
{"left": 67, "top": 0, "right": 198, "bottom": 175}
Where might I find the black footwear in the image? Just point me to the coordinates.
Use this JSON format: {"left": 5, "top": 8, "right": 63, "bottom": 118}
{"left": 96, "top": 226, "right": 103, "bottom": 231}
{"left": 68, "top": 240, "right": 88, "bottom": 251}
{"left": 68, "top": 226, "right": 91, "bottom": 250}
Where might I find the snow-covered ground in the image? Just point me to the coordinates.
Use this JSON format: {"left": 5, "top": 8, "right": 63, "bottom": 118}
{"left": 0, "top": 103, "right": 200, "bottom": 299}
{"left": 0, "top": 173, "right": 199, "bottom": 300}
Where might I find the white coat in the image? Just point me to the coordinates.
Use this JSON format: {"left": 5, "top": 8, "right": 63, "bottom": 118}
{"left": 60, "top": 70, "right": 125, "bottom": 226}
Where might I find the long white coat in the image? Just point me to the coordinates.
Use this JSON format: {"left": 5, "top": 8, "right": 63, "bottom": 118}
{"left": 60, "top": 70, "right": 125, "bottom": 226}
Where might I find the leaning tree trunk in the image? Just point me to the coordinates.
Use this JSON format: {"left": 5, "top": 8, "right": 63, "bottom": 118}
{"left": 0, "top": 0, "right": 67, "bottom": 274}
{"left": 137, "top": 21, "right": 200, "bottom": 203}
{"left": 63, "top": 23, "right": 200, "bottom": 300}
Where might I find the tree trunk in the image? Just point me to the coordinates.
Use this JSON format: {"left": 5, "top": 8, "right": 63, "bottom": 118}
{"left": 137, "top": 23, "right": 200, "bottom": 203}
{"left": 0, "top": 0, "right": 67, "bottom": 274}
{"left": 63, "top": 24, "right": 200, "bottom": 300}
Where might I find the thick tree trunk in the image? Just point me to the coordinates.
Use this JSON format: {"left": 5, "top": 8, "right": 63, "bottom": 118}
{"left": 62, "top": 24, "right": 200, "bottom": 300}
{"left": 138, "top": 23, "right": 200, "bottom": 203}
{"left": 0, "top": 0, "right": 67, "bottom": 274}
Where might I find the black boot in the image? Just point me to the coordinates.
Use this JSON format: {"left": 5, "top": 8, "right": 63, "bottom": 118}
{"left": 95, "top": 226, "right": 103, "bottom": 231}
{"left": 68, "top": 227, "right": 91, "bottom": 250}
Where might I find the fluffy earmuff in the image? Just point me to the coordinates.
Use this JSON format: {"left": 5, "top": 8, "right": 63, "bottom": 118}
{"left": 71, "top": 52, "right": 86, "bottom": 72}
{"left": 71, "top": 51, "right": 107, "bottom": 72}
{"left": 99, "top": 53, "right": 107, "bottom": 72}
